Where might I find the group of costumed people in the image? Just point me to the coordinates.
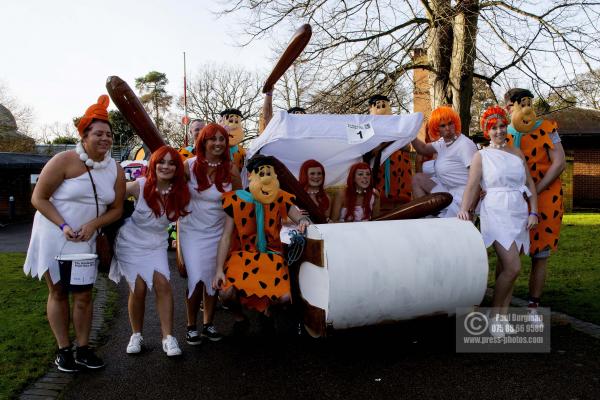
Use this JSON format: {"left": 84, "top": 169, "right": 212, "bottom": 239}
{"left": 23, "top": 87, "right": 564, "bottom": 372}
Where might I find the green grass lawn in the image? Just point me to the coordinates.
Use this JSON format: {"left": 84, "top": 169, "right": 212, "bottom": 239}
{"left": 488, "top": 213, "right": 600, "bottom": 325}
{"left": 0, "top": 253, "right": 56, "bottom": 399}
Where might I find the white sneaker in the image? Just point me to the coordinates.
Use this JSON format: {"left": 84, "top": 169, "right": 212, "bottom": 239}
{"left": 527, "top": 307, "right": 545, "bottom": 329}
{"left": 162, "top": 335, "right": 182, "bottom": 357}
{"left": 489, "top": 315, "right": 506, "bottom": 338}
{"left": 501, "top": 316, "right": 517, "bottom": 335}
{"left": 126, "top": 333, "right": 143, "bottom": 354}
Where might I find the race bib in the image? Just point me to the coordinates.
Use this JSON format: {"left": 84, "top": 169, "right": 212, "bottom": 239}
{"left": 346, "top": 122, "right": 375, "bottom": 144}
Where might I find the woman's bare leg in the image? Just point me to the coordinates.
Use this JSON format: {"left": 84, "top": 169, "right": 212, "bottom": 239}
{"left": 153, "top": 272, "right": 174, "bottom": 339}
{"left": 128, "top": 276, "right": 147, "bottom": 334}
{"left": 44, "top": 273, "right": 70, "bottom": 348}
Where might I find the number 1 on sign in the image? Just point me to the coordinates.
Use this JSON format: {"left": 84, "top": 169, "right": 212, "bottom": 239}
{"left": 346, "top": 123, "right": 374, "bottom": 144}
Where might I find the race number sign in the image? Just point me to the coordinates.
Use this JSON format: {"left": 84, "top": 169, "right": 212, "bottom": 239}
{"left": 346, "top": 122, "right": 375, "bottom": 144}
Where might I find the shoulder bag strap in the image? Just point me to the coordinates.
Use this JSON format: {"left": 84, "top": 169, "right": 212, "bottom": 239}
{"left": 85, "top": 166, "right": 101, "bottom": 235}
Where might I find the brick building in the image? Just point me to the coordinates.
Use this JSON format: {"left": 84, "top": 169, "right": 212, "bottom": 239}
{"left": 545, "top": 107, "right": 600, "bottom": 209}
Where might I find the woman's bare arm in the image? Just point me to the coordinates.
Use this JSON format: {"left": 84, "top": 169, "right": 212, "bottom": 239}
{"left": 31, "top": 152, "right": 79, "bottom": 239}
{"left": 371, "top": 190, "right": 381, "bottom": 219}
{"left": 458, "top": 152, "right": 482, "bottom": 218}
{"left": 411, "top": 137, "right": 437, "bottom": 157}
{"left": 213, "top": 215, "right": 234, "bottom": 290}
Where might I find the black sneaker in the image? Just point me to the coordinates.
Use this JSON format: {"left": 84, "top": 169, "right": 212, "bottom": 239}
{"left": 75, "top": 346, "right": 105, "bottom": 369}
{"left": 186, "top": 328, "right": 202, "bottom": 346}
{"left": 201, "top": 324, "right": 223, "bottom": 341}
{"left": 55, "top": 347, "right": 78, "bottom": 373}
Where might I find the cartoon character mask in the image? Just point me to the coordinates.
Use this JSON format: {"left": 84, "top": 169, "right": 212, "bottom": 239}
{"left": 220, "top": 111, "right": 244, "bottom": 146}
{"left": 177, "top": 146, "right": 193, "bottom": 160}
{"left": 510, "top": 96, "right": 537, "bottom": 133}
{"left": 369, "top": 99, "right": 392, "bottom": 116}
{"left": 249, "top": 165, "right": 280, "bottom": 204}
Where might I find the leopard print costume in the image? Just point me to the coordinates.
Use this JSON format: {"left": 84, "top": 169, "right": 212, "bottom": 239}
{"left": 230, "top": 147, "right": 246, "bottom": 172}
{"left": 375, "top": 149, "right": 412, "bottom": 204}
{"left": 221, "top": 190, "right": 295, "bottom": 311}
{"left": 508, "top": 120, "right": 563, "bottom": 255}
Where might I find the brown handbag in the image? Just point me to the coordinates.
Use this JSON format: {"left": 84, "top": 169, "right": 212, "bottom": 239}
{"left": 94, "top": 231, "right": 113, "bottom": 273}
{"left": 86, "top": 166, "right": 113, "bottom": 273}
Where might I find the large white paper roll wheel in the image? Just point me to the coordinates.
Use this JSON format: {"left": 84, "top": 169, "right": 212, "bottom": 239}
{"left": 298, "top": 218, "right": 488, "bottom": 337}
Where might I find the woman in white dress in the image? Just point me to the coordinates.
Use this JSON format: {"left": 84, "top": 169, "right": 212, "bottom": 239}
{"left": 178, "top": 123, "right": 242, "bottom": 344}
{"left": 110, "top": 146, "right": 190, "bottom": 356}
{"left": 411, "top": 106, "right": 478, "bottom": 217}
{"left": 24, "top": 95, "right": 125, "bottom": 372}
{"left": 458, "top": 106, "right": 538, "bottom": 336}
{"left": 299, "top": 159, "right": 332, "bottom": 220}
{"left": 331, "top": 162, "right": 380, "bottom": 222}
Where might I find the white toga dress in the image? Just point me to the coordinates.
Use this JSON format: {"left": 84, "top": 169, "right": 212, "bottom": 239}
{"left": 24, "top": 160, "right": 117, "bottom": 284}
{"left": 479, "top": 148, "right": 531, "bottom": 254}
{"left": 429, "top": 135, "right": 478, "bottom": 217}
{"left": 339, "top": 196, "right": 376, "bottom": 222}
{"left": 178, "top": 158, "right": 231, "bottom": 297}
{"left": 109, "top": 178, "right": 171, "bottom": 290}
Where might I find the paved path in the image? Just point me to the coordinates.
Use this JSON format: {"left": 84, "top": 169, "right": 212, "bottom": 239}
{"left": 58, "top": 253, "right": 600, "bottom": 400}
{"left": 0, "top": 222, "right": 32, "bottom": 252}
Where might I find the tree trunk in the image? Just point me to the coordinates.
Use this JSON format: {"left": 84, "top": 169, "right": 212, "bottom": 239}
{"left": 449, "top": 0, "right": 479, "bottom": 134}
{"left": 426, "top": 0, "right": 454, "bottom": 109}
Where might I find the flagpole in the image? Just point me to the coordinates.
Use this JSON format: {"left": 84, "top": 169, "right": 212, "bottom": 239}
{"left": 183, "top": 51, "right": 189, "bottom": 146}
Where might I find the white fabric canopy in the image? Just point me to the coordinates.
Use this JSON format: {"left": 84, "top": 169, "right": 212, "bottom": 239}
{"left": 247, "top": 111, "right": 423, "bottom": 186}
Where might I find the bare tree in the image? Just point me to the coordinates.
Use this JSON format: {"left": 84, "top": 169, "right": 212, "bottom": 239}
{"left": 276, "top": 60, "right": 316, "bottom": 111}
{"left": 270, "top": 52, "right": 411, "bottom": 114}
{"left": 36, "top": 121, "right": 79, "bottom": 144}
{"left": 221, "top": 0, "right": 600, "bottom": 132}
{"left": 183, "top": 63, "right": 263, "bottom": 140}
{"left": 567, "top": 70, "right": 600, "bottom": 109}
{"left": 0, "top": 81, "right": 35, "bottom": 135}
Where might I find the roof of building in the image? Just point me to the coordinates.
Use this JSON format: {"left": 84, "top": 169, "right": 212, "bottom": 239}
{"left": 542, "top": 107, "right": 600, "bottom": 136}
{"left": 0, "top": 152, "right": 51, "bottom": 169}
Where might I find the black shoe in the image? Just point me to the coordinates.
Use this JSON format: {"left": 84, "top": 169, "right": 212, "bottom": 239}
{"left": 186, "top": 328, "right": 202, "bottom": 346}
{"left": 55, "top": 347, "right": 78, "bottom": 373}
{"left": 75, "top": 346, "right": 105, "bottom": 369}
{"left": 201, "top": 324, "right": 223, "bottom": 341}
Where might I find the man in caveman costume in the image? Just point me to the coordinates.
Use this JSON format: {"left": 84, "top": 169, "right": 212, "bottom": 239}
{"left": 213, "top": 155, "right": 310, "bottom": 322}
{"left": 504, "top": 88, "right": 566, "bottom": 321}
{"left": 368, "top": 94, "right": 413, "bottom": 206}
{"left": 220, "top": 108, "right": 246, "bottom": 171}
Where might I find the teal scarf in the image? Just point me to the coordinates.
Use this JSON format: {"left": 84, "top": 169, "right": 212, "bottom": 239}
{"left": 235, "top": 190, "right": 267, "bottom": 253}
{"left": 384, "top": 158, "right": 391, "bottom": 197}
{"left": 508, "top": 120, "right": 543, "bottom": 149}
{"left": 229, "top": 145, "right": 238, "bottom": 162}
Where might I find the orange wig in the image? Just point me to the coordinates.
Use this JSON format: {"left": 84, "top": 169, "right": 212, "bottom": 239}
{"left": 193, "top": 123, "right": 232, "bottom": 193}
{"left": 77, "top": 95, "right": 111, "bottom": 137}
{"left": 427, "top": 106, "right": 462, "bottom": 141}
{"left": 144, "top": 146, "right": 191, "bottom": 221}
{"left": 299, "top": 159, "right": 329, "bottom": 214}
{"left": 480, "top": 106, "right": 509, "bottom": 139}
{"left": 344, "top": 162, "right": 374, "bottom": 222}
